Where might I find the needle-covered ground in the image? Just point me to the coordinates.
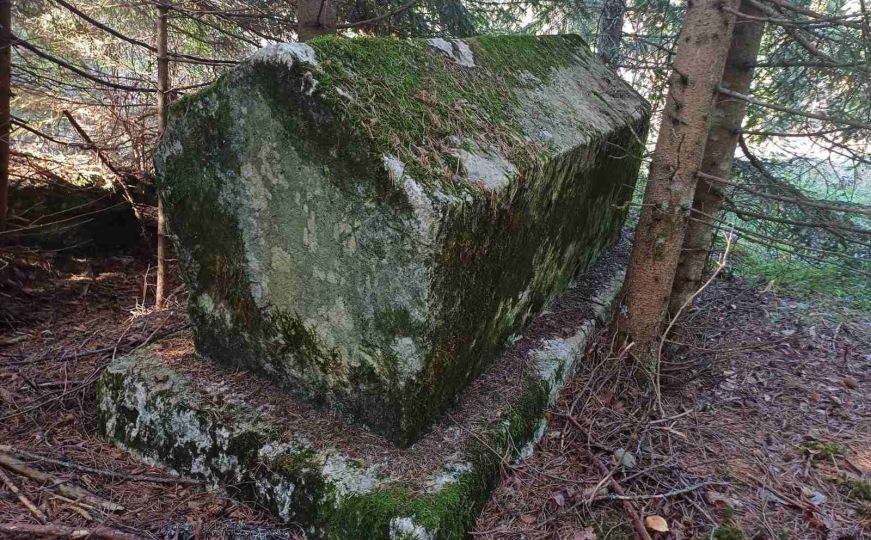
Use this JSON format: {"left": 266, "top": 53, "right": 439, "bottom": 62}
{"left": 474, "top": 279, "right": 870, "bottom": 539}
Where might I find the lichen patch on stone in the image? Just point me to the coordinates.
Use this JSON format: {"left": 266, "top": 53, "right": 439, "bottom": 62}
{"left": 249, "top": 42, "right": 319, "bottom": 68}
{"left": 450, "top": 143, "right": 518, "bottom": 190}
{"left": 427, "top": 38, "right": 475, "bottom": 68}
{"left": 389, "top": 517, "right": 434, "bottom": 540}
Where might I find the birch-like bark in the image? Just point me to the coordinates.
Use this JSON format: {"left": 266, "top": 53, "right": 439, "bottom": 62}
{"left": 597, "top": 0, "right": 626, "bottom": 66}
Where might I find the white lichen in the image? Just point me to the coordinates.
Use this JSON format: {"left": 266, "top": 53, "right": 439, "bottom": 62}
{"left": 451, "top": 144, "right": 517, "bottom": 190}
{"left": 320, "top": 453, "right": 381, "bottom": 497}
{"left": 427, "top": 460, "right": 471, "bottom": 492}
{"left": 389, "top": 517, "right": 434, "bottom": 540}
{"left": 427, "top": 38, "right": 475, "bottom": 68}
{"left": 248, "top": 42, "right": 319, "bottom": 69}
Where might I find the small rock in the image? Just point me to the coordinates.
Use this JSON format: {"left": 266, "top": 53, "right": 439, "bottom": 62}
{"left": 757, "top": 487, "right": 787, "bottom": 505}
{"left": 613, "top": 448, "right": 637, "bottom": 469}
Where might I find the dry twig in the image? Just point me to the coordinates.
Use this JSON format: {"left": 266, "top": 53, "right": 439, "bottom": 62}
{"left": 0, "top": 522, "right": 140, "bottom": 539}
{"left": 0, "top": 453, "right": 124, "bottom": 513}
{"left": 0, "top": 467, "right": 47, "bottom": 523}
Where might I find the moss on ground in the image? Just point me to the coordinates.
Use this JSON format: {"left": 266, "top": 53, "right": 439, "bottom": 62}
{"left": 800, "top": 440, "right": 846, "bottom": 461}
{"left": 712, "top": 508, "right": 746, "bottom": 540}
{"left": 840, "top": 478, "right": 871, "bottom": 501}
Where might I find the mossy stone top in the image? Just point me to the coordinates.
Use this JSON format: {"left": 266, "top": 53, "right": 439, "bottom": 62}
{"left": 154, "top": 34, "right": 648, "bottom": 446}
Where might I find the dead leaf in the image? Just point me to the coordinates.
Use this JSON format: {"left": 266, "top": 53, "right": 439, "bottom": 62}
{"left": 645, "top": 515, "right": 669, "bottom": 532}
{"left": 573, "top": 528, "right": 597, "bottom": 540}
{"left": 552, "top": 492, "right": 565, "bottom": 507}
{"left": 613, "top": 448, "right": 637, "bottom": 469}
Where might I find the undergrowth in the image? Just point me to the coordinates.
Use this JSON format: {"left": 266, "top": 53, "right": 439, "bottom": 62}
{"left": 728, "top": 244, "right": 871, "bottom": 313}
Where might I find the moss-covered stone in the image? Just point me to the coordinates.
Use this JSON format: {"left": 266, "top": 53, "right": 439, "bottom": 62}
{"left": 155, "top": 34, "right": 648, "bottom": 446}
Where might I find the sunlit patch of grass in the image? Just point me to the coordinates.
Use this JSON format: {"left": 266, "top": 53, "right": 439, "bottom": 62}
{"left": 728, "top": 243, "right": 871, "bottom": 313}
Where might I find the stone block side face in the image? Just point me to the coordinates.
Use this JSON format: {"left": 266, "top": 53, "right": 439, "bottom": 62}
{"left": 155, "top": 56, "right": 433, "bottom": 442}
{"left": 156, "top": 35, "right": 648, "bottom": 445}
{"left": 413, "top": 122, "right": 646, "bottom": 442}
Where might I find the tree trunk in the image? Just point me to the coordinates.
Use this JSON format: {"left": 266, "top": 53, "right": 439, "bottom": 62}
{"left": 297, "top": 0, "right": 337, "bottom": 42}
{"left": 155, "top": 1, "right": 169, "bottom": 308}
{"left": 597, "top": 0, "right": 626, "bottom": 66}
{"left": 668, "top": 0, "right": 766, "bottom": 315}
{"left": 620, "top": 0, "right": 740, "bottom": 350}
{"left": 0, "top": 0, "right": 11, "bottom": 232}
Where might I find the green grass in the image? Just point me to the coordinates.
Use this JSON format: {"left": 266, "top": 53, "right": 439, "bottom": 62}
{"left": 799, "top": 440, "right": 846, "bottom": 461}
{"left": 841, "top": 478, "right": 871, "bottom": 502}
{"left": 729, "top": 243, "right": 871, "bottom": 313}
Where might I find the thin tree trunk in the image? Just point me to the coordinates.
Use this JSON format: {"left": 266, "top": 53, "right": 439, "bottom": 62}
{"left": 597, "top": 0, "right": 626, "bottom": 66}
{"left": 0, "top": 0, "right": 10, "bottom": 232}
{"left": 669, "top": 0, "right": 766, "bottom": 314}
{"left": 297, "top": 0, "right": 337, "bottom": 42}
{"left": 155, "top": 1, "right": 169, "bottom": 308}
{"left": 620, "top": 0, "right": 740, "bottom": 351}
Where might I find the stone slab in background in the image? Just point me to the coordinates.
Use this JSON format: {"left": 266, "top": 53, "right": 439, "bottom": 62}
{"left": 97, "top": 244, "right": 627, "bottom": 539}
{"left": 155, "top": 34, "right": 647, "bottom": 445}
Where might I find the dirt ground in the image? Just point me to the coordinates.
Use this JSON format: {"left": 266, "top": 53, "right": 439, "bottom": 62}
{"left": 1, "top": 247, "right": 869, "bottom": 539}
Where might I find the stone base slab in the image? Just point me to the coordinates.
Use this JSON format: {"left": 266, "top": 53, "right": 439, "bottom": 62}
{"left": 97, "top": 244, "right": 627, "bottom": 539}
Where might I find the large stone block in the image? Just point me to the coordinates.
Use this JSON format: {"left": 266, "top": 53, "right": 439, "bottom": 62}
{"left": 97, "top": 246, "right": 628, "bottom": 538}
{"left": 155, "top": 34, "right": 648, "bottom": 445}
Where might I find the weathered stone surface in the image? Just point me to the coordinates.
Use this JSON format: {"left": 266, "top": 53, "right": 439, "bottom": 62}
{"left": 155, "top": 34, "right": 647, "bottom": 445}
{"left": 97, "top": 247, "right": 627, "bottom": 538}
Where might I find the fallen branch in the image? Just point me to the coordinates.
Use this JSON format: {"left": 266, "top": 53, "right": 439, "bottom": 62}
{"left": 0, "top": 523, "right": 140, "bottom": 540}
{"left": 0, "top": 467, "right": 47, "bottom": 523}
{"left": 596, "top": 482, "right": 712, "bottom": 501}
{"left": 0, "top": 453, "right": 124, "bottom": 513}
{"left": 0, "top": 445, "right": 201, "bottom": 485}
{"left": 589, "top": 453, "right": 654, "bottom": 540}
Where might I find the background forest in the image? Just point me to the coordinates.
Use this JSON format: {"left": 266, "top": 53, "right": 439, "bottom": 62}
{"left": 6, "top": 0, "right": 870, "bottom": 309}
{"left": 1, "top": 0, "right": 869, "bottom": 538}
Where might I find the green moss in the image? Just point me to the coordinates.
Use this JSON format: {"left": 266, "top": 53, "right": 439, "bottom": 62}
{"left": 713, "top": 526, "right": 745, "bottom": 540}
{"left": 713, "top": 508, "right": 745, "bottom": 540}
{"left": 269, "top": 310, "right": 345, "bottom": 373}
{"left": 729, "top": 243, "right": 871, "bottom": 314}
{"left": 309, "top": 35, "right": 585, "bottom": 193}
{"left": 800, "top": 440, "right": 845, "bottom": 460}
{"left": 841, "top": 478, "right": 871, "bottom": 501}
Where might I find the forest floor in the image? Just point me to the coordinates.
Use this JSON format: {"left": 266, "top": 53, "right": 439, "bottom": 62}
{"left": 0, "top": 247, "right": 869, "bottom": 539}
